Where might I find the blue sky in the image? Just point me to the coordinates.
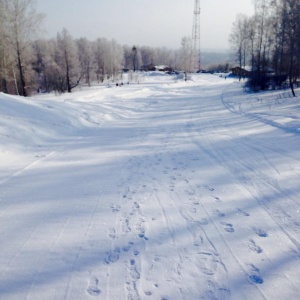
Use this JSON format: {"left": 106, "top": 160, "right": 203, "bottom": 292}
{"left": 36, "top": 0, "right": 254, "bottom": 50}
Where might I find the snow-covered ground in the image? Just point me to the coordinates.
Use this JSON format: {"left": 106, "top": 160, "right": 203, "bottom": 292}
{"left": 0, "top": 73, "right": 299, "bottom": 300}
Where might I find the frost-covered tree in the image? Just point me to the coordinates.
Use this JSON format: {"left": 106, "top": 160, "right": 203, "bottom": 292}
{"left": 140, "top": 46, "right": 154, "bottom": 68}
{"left": 179, "top": 37, "right": 193, "bottom": 80}
{"left": 93, "top": 38, "right": 110, "bottom": 82}
{"left": 77, "top": 38, "right": 94, "bottom": 87}
{"left": 131, "top": 46, "right": 140, "bottom": 72}
{"left": 32, "top": 39, "right": 63, "bottom": 93}
{"left": 1, "top": 0, "right": 43, "bottom": 96}
{"left": 107, "top": 39, "right": 123, "bottom": 80}
{"left": 93, "top": 38, "right": 123, "bottom": 82}
{"left": 56, "top": 28, "right": 80, "bottom": 93}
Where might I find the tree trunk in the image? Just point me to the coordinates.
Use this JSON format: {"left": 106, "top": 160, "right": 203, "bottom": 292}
{"left": 17, "top": 42, "right": 27, "bottom": 96}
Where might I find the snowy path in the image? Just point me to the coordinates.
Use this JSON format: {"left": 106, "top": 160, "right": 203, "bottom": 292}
{"left": 0, "top": 75, "right": 299, "bottom": 299}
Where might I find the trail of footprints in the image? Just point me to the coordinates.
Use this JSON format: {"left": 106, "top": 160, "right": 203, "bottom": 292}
{"left": 163, "top": 160, "right": 267, "bottom": 290}
{"left": 87, "top": 153, "right": 268, "bottom": 297}
{"left": 186, "top": 182, "right": 268, "bottom": 286}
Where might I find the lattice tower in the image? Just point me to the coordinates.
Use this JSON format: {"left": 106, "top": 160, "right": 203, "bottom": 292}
{"left": 192, "top": 0, "right": 201, "bottom": 71}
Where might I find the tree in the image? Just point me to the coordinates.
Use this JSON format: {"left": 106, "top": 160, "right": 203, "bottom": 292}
{"left": 179, "top": 37, "right": 193, "bottom": 80}
{"left": 106, "top": 39, "right": 123, "bottom": 81}
{"left": 1, "top": 0, "right": 43, "bottom": 96}
{"left": 56, "top": 28, "right": 80, "bottom": 93}
{"left": 283, "top": 0, "right": 300, "bottom": 96}
{"left": 93, "top": 38, "right": 123, "bottom": 83}
{"left": 0, "top": 0, "right": 9, "bottom": 93}
{"left": 248, "top": 0, "right": 275, "bottom": 90}
{"left": 229, "top": 14, "right": 251, "bottom": 81}
{"left": 131, "top": 46, "right": 140, "bottom": 72}
{"left": 32, "top": 38, "right": 62, "bottom": 93}
{"left": 77, "top": 37, "right": 94, "bottom": 87}
{"left": 140, "top": 46, "right": 154, "bottom": 68}
{"left": 229, "top": 0, "right": 300, "bottom": 92}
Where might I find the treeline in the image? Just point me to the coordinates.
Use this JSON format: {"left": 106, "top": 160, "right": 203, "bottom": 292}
{"left": 0, "top": 0, "right": 181, "bottom": 96}
{"left": 229, "top": 0, "right": 300, "bottom": 96}
{"left": 32, "top": 33, "right": 179, "bottom": 94}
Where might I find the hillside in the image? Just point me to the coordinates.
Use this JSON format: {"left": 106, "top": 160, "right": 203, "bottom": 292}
{"left": 0, "top": 73, "right": 299, "bottom": 300}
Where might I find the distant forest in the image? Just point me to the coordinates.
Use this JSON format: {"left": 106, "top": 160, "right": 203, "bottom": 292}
{"left": 0, "top": 0, "right": 234, "bottom": 96}
{"left": 1, "top": 0, "right": 298, "bottom": 96}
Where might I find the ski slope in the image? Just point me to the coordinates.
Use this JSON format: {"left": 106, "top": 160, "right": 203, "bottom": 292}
{"left": 0, "top": 73, "right": 299, "bottom": 299}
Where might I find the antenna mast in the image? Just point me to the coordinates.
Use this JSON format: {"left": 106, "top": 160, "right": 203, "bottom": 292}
{"left": 192, "top": 0, "right": 201, "bottom": 71}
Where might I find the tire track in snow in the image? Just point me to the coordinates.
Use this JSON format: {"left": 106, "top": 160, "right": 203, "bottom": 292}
{"left": 183, "top": 91, "right": 270, "bottom": 299}
{"left": 202, "top": 114, "right": 300, "bottom": 253}
{"left": 138, "top": 119, "right": 232, "bottom": 299}
{"left": 186, "top": 85, "right": 300, "bottom": 298}
{"left": 0, "top": 137, "right": 82, "bottom": 187}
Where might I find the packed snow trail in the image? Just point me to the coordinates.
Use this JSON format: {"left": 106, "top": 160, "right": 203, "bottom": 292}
{"left": 0, "top": 74, "right": 299, "bottom": 300}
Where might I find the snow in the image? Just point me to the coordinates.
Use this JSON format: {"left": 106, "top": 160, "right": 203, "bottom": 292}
{"left": 0, "top": 73, "right": 300, "bottom": 300}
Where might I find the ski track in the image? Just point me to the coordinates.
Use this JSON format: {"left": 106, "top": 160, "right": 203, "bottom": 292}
{"left": 0, "top": 76, "right": 299, "bottom": 299}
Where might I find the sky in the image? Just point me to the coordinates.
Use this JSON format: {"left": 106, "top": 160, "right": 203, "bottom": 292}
{"left": 35, "top": 0, "right": 254, "bottom": 50}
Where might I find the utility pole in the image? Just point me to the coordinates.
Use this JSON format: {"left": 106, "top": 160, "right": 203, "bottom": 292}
{"left": 192, "top": 0, "right": 201, "bottom": 72}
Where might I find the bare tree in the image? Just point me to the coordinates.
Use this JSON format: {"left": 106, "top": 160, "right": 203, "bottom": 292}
{"left": 229, "top": 14, "right": 251, "bottom": 81}
{"left": 0, "top": 0, "right": 9, "bottom": 93}
{"left": 283, "top": 0, "right": 300, "bottom": 96}
{"left": 248, "top": 0, "right": 275, "bottom": 90}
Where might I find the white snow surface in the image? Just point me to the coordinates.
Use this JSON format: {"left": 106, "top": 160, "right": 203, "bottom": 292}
{"left": 0, "top": 73, "right": 300, "bottom": 300}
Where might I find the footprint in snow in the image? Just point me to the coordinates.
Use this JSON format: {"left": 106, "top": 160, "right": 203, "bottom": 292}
{"left": 108, "top": 228, "right": 116, "bottom": 239}
{"left": 214, "top": 197, "right": 221, "bottom": 203}
{"left": 110, "top": 203, "right": 121, "bottom": 213}
{"left": 204, "top": 185, "right": 215, "bottom": 192}
{"left": 247, "top": 239, "right": 263, "bottom": 254}
{"left": 213, "top": 209, "right": 225, "bottom": 218}
{"left": 126, "top": 260, "right": 140, "bottom": 281}
{"left": 104, "top": 250, "right": 120, "bottom": 264}
{"left": 247, "top": 264, "right": 264, "bottom": 284}
{"left": 253, "top": 227, "right": 268, "bottom": 237}
{"left": 87, "top": 276, "right": 101, "bottom": 296}
{"left": 138, "top": 233, "right": 149, "bottom": 240}
{"left": 199, "top": 218, "right": 209, "bottom": 226}
{"left": 189, "top": 207, "right": 197, "bottom": 213}
{"left": 221, "top": 222, "right": 234, "bottom": 233}
{"left": 237, "top": 208, "right": 250, "bottom": 217}
{"left": 194, "top": 235, "right": 204, "bottom": 247}
{"left": 185, "top": 189, "right": 195, "bottom": 196}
